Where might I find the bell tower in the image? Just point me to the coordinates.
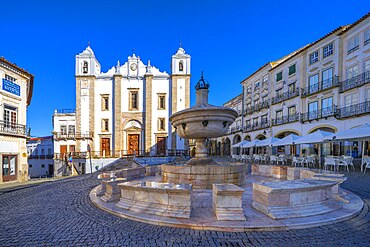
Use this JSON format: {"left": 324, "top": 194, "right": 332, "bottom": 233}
{"left": 75, "top": 45, "right": 100, "bottom": 152}
{"left": 169, "top": 46, "right": 191, "bottom": 150}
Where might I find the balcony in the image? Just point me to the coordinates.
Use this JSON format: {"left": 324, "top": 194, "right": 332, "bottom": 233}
{"left": 0, "top": 120, "right": 27, "bottom": 137}
{"left": 271, "top": 88, "right": 299, "bottom": 105}
{"left": 28, "top": 154, "right": 53, "bottom": 159}
{"left": 244, "top": 100, "right": 270, "bottom": 115}
{"left": 271, "top": 113, "right": 300, "bottom": 126}
{"left": 243, "top": 121, "right": 270, "bottom": 133}
{"left": 301, "top": 106, "right": 337, "bottom": 122}
{"left": 301, "top": 76, "right": 339, "bottom": 97}
{"left": 54, "top": 131, "right": 93, "bottom": 140}
{"left": 336, "top": 101, "right": 370, "bottom": 119}
{"left": 55, "top": 109, "right": 76, "bottom": 114}
{"left": 227, "top": 125, "right": 242, "bottom": 134}
{"left": 339, "top": 71, "right": 370, "bottom": 93}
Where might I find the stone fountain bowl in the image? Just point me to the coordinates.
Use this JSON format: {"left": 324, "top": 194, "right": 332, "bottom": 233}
{"left": 170, "top": 104, "right": 238, "bottom": 139}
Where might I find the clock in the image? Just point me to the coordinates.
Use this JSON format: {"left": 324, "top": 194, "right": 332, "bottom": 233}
{"left": 130, "top": 63, "right": 137, "bottom": 71}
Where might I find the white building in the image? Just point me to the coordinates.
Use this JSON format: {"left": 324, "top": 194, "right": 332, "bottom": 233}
{"left": 0, "top": 57, "right": 34, "bottom": 183}
{"left": 217, "top": 12, "right": 370, "bottom": 158}
{"left": 27, "top": 136, "right": 54, "bottom": 178}
{"left": 53, "top": 45, "right": 191, "bottom": 162}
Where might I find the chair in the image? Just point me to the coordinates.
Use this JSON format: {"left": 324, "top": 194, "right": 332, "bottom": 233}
{"left": 306, "top": 156, "right": 316, "bottom": 168}
{"left": 363, "top": 157, "right": 370, "bottom": 174}
{"left": 270, "top": 155, "right": 277, "bottom": 165}
{"left": 324, "top": 157, "right": 337, "bottom": 170}
{"left": 292, "top": 156, "right": 303, "bottom": 167}
{"left": 277, "top": 155, "right": 286, "bottom": 165}
{"left": 340, "top": 156, "right": 355, "bottom": 171}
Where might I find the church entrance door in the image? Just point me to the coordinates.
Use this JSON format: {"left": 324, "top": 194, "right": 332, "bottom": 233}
{"left": 156, "top": 137, "right": 166, "bottom": 156}
{"left": 128, "top": 134, "right": 139, "bottom": 155}
{"left": 101, "top": 138, "right": 110, "bottom": 157}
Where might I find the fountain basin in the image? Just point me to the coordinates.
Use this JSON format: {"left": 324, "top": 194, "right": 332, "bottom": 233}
{"left": 162, "top": 162, "right": 247, "bottom": 189}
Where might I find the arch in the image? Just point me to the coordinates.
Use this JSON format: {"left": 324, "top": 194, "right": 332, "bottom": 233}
{"left": 233, "top": 134, "right": 241, "bottom": 144}
{"left": 179, "top": 60, "right": 184, "bottom": 71}
{"left": 83, "top": 61, "right": 88, "bottom": 74}
{"left": 255, "top": 134, "right": 266, "bottom": 140}
{"left": 308, "top": 125, "right": 336, "bottom": 134}
{"left": 223, "top": 137, "right": 231, "bottom": 156}
{"left": 217, "top": 141, "right": 221, "bottom": 156}
{"left": 244, "top": 135, "right": 251, "bottom": 141}
{"left": 274, "top": 129, "right": 301, "bottom": 138}
{"left": 124, "top": 119, "right": 143, "bottom": 131}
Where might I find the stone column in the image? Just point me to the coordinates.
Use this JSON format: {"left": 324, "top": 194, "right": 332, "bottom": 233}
{"left": 195, "top": 139, "right": 208, "bottom": 158}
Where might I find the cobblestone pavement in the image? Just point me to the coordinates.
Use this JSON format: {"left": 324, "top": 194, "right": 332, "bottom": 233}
{"left": 0, "top": 171, "right": 369, "bottom": 247}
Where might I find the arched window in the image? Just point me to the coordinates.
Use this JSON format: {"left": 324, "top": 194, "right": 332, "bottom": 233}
{"left": 83, "top": 61, "right": 88, "bottom": 74}
{"left": 179, "top": 61, "right": 184, "bottom": 72}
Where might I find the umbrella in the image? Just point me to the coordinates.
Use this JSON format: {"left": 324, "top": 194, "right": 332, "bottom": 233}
{"left": 254, "top": 137, "right": 281, "bottom": 147}
{"left": 232, "top": 142, "right": 242, "bottom": 148}
{"left": 242, "top": 139, "right": 260, "bottom": 148}
{"left": 238, "top": 140, "right": 250, "bottom": 148}
{"left": 325, "top": 124, "right": 370, "bottom": 141}
{"left": 293, "top": 130, "right": 333, "bottom": 145}
{"left": 271, "top": 134, "right": 301, "bottom": 147}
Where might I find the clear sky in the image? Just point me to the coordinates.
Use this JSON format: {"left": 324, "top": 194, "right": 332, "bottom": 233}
{"left": 0, "top": 0, "right": 367, "bottom": 137}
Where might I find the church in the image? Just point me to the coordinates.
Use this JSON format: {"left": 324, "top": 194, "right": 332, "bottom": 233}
{"left": 70, "top": 45, "right": 191, "bottom": 156}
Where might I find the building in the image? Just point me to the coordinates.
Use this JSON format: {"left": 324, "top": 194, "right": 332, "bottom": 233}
{"left": 0, "top": 57, "right": 34, "bottom": 183}
{"left": 53, "top": 45, "right": 191, "bottom": 163}
{"left": 27, "top": 136, "right": 54, "bottom": 178}
{"left": 217, "top": 12, "right": 370, "bottom": 158}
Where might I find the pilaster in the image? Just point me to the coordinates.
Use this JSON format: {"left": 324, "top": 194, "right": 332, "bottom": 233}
{"left": 114, "top": 74, "right": 122, "bottom": 153}
{"left": 145, "top": 74, "right": 153, "bottom": 153}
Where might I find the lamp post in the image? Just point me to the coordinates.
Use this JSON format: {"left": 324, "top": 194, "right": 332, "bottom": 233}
{"left": 87, "top": 144, "right": 92, "bottom": 176}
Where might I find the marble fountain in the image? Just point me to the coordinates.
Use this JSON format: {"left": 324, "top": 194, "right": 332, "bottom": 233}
{"left": 90, "top": 74, "right": 363, "bottom": 232}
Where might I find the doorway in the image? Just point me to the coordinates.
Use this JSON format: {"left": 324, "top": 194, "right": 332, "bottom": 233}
{"left": 2, "top": 155, "right": 17, "bottom": 182}
{"left": 156, "top": 137, "right": 167, "bottom": 156}
{"left": 101, "top": 138, "right": 110, "bottom": 156}
{"left": 128, "top": 134, "right": 139, "bottom": 155}
{"left": 48, "top": 164, "right": 54, "bottom": 177}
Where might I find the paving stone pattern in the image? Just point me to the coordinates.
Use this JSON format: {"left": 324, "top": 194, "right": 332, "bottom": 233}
{"left": 0, "top": 171, "right": 369, "bottom": 247}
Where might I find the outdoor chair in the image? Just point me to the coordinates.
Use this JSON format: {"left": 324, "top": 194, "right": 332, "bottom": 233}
{"left": 305, "top": 156, "right": 316, "bottom": 168}
{"left": 292, "top": 156, "right": 303, "bottom": 167}
{"left": 338, "top": 156, "right": 355, "bottom": 172}
{"left": 324, "top": 157, "right": 337, "bottom": 170}
{"left": 277, "top": 155, "right": 286, "bottom": 165}
{"left": 363, "top": 157, "right": 370, "bottom": 174}
{"left": 270, "top": 155, "right": 277, "bottom": 165}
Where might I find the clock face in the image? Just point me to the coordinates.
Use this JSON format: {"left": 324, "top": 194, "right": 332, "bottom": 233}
{"left": 130, "top": 63, "right": 137, "bottom": 71}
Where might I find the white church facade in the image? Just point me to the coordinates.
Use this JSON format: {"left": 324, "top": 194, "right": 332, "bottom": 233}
{"left": 54, "top": 45, "right": 191, "bottom": 158}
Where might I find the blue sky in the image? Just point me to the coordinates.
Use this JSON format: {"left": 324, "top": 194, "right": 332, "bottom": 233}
{"left": 0, "top": 0, "right": 367, "bottom": 136}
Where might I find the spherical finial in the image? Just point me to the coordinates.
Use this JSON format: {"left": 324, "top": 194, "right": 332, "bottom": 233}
{"left": 195, "top": 71, "right": 210, "bottom": 90}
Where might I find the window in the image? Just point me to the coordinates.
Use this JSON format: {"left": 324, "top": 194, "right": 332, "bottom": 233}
{"left": 4, "top": 105, "right": 17, "bottom": 128}
{"left": 323, "top": 43, "right": 333, "bottom": 58}
{"left": 261, "top": 114, "right": 268, "bottom": 124}
{"left": 364, "top": 60, "right": 370, "bottom": 72}
{"left": 246, "top": 120, "right": 251, "bottom": 127}
{"left": 347, "top": 35, "right": 359, "bottom": 54}
{"left": 5, "top": 74, "right": 16, "bottom": 82}
{"left": 254, "top": 99, "right": 260, "bottom": 105}
{"left": 322, "top": 67, "right": 333, "bottom": 89}
{"left": 255, "top": 81, "right": 260, "bottom": 88}
{"left": 276, "top": 88, "right": 283, "bottom": 97}
{"left": 158, "top": 118, "right": 165, "bottom": 131}
{"left": 41, "top": 164, "right": 45, "bottom": 168}
{"left": 60, "top": 125, "right": 67, "bottom": 135}
{"left": 129, "top": 91, "right": 139, "bottom": 110}
{"left": 101, "top": 119, "right": 109, "bottom": 132}
{"left": 309, "top": 51, "right": 319, "bottom": 65}
{"left": 29, "top": 164, "right": 32, "bottom": 168}
{"left": 346, "top": 65, "right": 359, "bottom": 80}
{"left": 262, "top": 95, "right": 268, "bottom": 102}
{"left": 83, "top": 61, "right": 88, "bottom": 74}
{"left": 344, "top": 93, "right": 358, "bottom": 107}
{"left": 276, "top": 71, "right": 282, "bottom": 82}
{"left": 253, "top": 117, "right": 258, "bottom": 126}
{"left": 68, "top": 125, "right": 75, "bottom": 135}
{"left": 262, "top": 74, "right": 268, "bottom": 85}
{"left": 288, "top": 82, "right": 296, "bottom": 93}
{"left": 276, "top": 110, "right": 283, "bottom": 120}
{"left": 308, "top": 74, "right": 319, "bottom": 93}
{"left": 41, "top": 149, "right": 45, "bottom": 155}
{"left": 158, "top": 94, "right": 166, "bottom": 110}
{"left": 101, "top": 95, "right": 109, "bottom": 111}
{"left": 308, "top": 101, "right": 318, "bottom": 119}
{"left": 321, "top": 97, "right": 333, "bottom": 117}
{"left": 366, "top": 88, "right": 370, "bottom": 101}
{"left": 48, "top": 148, "right": 52, "bottom": 155}
{"left": 288, "top": 106, "right": 296, "bottom": 116}
{"left": 288, "top": 64, "right": 296, "bottom": 76}
{"left": 365, "top": 29, "right": 370, "bottom": 46}
{"left": 179, "top": 61, "right": 184, "bottom": 71}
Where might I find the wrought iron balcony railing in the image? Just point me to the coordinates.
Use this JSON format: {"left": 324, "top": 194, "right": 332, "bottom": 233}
{"left": 336, "top": 101, "right": 370, "bottom": 119}
{"left": 271, "top": 87, "right": 300, "bottom": 105}
{"left": 271, "top": 113, "right": 300, "bottom": 126}
{"left": 244, "top": 100, "right": 270, "bottom": 115}
{"left": 301, "top": 106, "right": 337, "bottom": 122}
{"left": 243, "top": 121, "right": 270, "bottom": 133}
{"left": 227, "top": 125, "right": 242, "bottom": 134}
{"left": 54, "top": 131, "right": 93, "bottom": 139}
{"left": 301, "top": 76, "right": 339, "bottom": 97}
{"left": 339, "top": 71, "right": 370, "bottom": 93}
{"left": 0, "top": 120, "right": 27, "bottom": 137}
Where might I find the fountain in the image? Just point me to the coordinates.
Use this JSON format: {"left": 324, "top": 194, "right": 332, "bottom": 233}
{"left": 162, "top": 73, "right": 246, "bottom": 189}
